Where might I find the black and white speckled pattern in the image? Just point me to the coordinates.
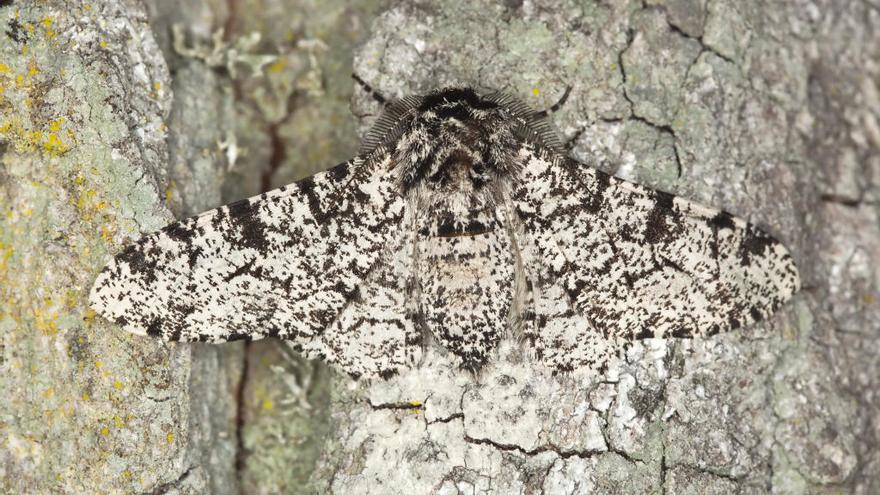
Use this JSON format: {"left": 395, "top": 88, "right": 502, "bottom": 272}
{"left": 89, "top": 87, "right": 801, "bottom": 378}
{"left": 418, "top": 207, "right": 514, "bottom": 372}
{"left": 511, "top": 144, "right": 800, "bottom": 373}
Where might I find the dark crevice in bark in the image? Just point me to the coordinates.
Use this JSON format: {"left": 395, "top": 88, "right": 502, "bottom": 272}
{"left": 367, "top": 399, "right": 426, "bottom": 411}
{"left": 616, "top": 26, "right": 684, "bottom": 179}
{"left": 261, "top": 123, "right": 287, "bottom": 193}
{"left": 682, "top": 462, "right": 744, "bottom": 482}
{"left": 233, "top": 342, "right": 251, "bottom": 491}
{"left": 463, "top": 434, "right": 606, "bottom": 460}
{"left": 662, "top": 13, "right": 736, "bottom": 66}
{"left": 820, "top": 193, "right": 874, "bottom": 208}
{"left": 144, "top": 465, "right": 197, "bottom": 495}
{"left": 223, "top": 0, "right": 238, "bottom": 42}
{"left": 660, "top": 450, "right": 668, "bottom": 493}
{"left": 428, "top": 412, "right": 464, "bottom": 425}
{"left": 630, "top": 114, "right": 685, "bottom": 178}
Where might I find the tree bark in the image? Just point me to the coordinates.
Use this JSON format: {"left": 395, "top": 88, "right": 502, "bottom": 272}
{"left": 1, "top": 1, "right": 877, "bottom": 494}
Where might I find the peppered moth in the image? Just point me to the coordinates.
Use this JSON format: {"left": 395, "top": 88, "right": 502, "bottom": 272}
{"left": 89, "top": 84, "right": 801, "bottom": 378}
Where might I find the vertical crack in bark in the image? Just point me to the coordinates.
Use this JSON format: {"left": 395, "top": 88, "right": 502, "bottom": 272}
{"left": 233, "top": 341, "right": 251, "bottom": 491}
{"left": 261, "top": 123, "right": 287, "bottom": 193}
{"left": 223, "top": 0, "right": 239, "bottom": 42}
{"left": 616, "top": 25, "right": 684, "bottom": 178}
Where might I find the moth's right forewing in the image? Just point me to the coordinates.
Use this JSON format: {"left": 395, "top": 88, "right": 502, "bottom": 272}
{"left": 509, "top": 144, "right": 800, "bottom": 373}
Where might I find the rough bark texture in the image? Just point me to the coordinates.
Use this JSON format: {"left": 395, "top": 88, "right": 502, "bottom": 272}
{"left": 1, "top": 0, "right": 877, "bottom": 494}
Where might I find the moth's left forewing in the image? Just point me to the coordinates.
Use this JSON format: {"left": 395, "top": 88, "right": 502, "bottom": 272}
{"left": 508, "top": 144, "right": 800, "bottom": 372}
{"left": 89, "top": 152, "right": 419, "bottom": 379}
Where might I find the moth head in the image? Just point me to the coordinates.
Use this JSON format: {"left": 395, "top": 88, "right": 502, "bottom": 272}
{"left": 394, "top": 88, "right": 526, "bottom": 193}
{"left": 358, "top": 85, "right": 566, "bottom": 193}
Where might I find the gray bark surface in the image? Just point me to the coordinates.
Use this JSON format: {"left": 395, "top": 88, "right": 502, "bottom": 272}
{"left": 1, "top": 1, "right": 877, "bottom": 494}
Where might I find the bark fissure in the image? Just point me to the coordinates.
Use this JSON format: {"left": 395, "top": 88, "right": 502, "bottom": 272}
{"left": 144, "top": 465, "right": 197, "bottom": 495}
{"left": 233, "top": 342, "right": 251, "bottom": 489}
{"left": 616, "top": 26, "right": 685, "bottom": 179}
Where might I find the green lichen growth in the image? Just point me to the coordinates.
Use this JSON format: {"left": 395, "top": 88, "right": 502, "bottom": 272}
{"left": 0, "top": 2, "right": 189, "bottom": 493}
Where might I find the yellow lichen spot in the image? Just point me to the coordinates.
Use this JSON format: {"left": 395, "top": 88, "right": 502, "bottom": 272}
{"left": 43, "top": 133, "right": 70, "bottom": 156}
{"left": 100, "top": 225, "right": 112, "bottom": 242}
{"left": 28, "top": 62, "right": 39, "bottom": 77}
{"left": 84, "top": 5, "right": 92, "bottom": 12}
{"left": 408, "top": 400, "right": 422, "bottom": 408}
{"left": 25, "top": 23, "right": 35, "bottom": 35}
{"left": 76, "top": 191, "right": 88, "bottom": 210}
{"left": 74, "top": 175, "right": 85, "bottom": 186}
{"left": 100, "top": 426, "right": 110, "bottom": 436}
{"left": 83, "top": 308, "right": 97, "bottom": 321}
{"left": 532, "top": 87, "right": 541, "bottom": 96}
{"left": 1, "top": 243, "right": 13, "bottom": 261}
{"left": 27, "top": 130, "right": 43, "bottom": 146}
{"left": 166, "top": 432, "right": 174, "bottom": 444}
{"left": 21, "top": 45, "right": 28, "bottom": 56}
{"left": 268, "top": 58, "right": 286, "bottom": 74}
{"left": 42, "top": 388, "right": 54, "bottom": 399}
{"left": 48, "top": 118, "right": 64, "bottom": 132}
{"left": 865, "top": 293, "right": 876, "bottom": 305}
{"left": 121, "top": 470, "right": 132, "bottom": 480}
{"left": 99, "top": 40, "right": 107, "bottom": 48}
{"left": 94, "top": 360, "right": 103, "bottom": 368}
{"left": 262, "top": 399, "right": 274, "bottom": 411}
{"left": 0, "top": 63, "right": 10, "bottom": 74}
{"left": 40, "top": 17, "right": 55, "bottom": 39}
{"left": 34, "top": 308, "right": 59, "bottom": 336}
{"left": 164, "top": 182, "right": 174, "bottom": 204}
{"left": 153, "top": 81, "right": 161, "bottom": 92}
{"left": 285, "top": 31, "right": 296, "bottom": 43}
{"left": 112, "top": 415, "right": 125, "bottom": 427}
{"left": 82, "top": 393, "right": 90, "bottom": 401}
{"left": 113, "top": 380, "right": 123, "bottom": 390}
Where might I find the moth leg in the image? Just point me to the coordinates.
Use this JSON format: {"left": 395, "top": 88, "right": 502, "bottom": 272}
{"left": 352, "top": 73, "right": 388, "bottom": 105}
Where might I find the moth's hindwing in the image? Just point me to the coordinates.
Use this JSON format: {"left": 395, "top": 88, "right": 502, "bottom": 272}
{"left": 510, "top": 144, "right": 800, "bottom": 372}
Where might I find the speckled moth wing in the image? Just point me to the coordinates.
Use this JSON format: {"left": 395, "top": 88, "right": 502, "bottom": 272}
{"left": 298, "top": 218, "right": 421, "bottom": 379}
{"left": 89, "top": 153, "right": 417, "bottom": 378}
{"left": 511, "top": 144, "right": 800, "bottom": 372}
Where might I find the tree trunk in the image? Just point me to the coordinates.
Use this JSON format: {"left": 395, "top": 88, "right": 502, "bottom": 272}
{"left": 1, "top": 1, "right": 877, "bottom": 494}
